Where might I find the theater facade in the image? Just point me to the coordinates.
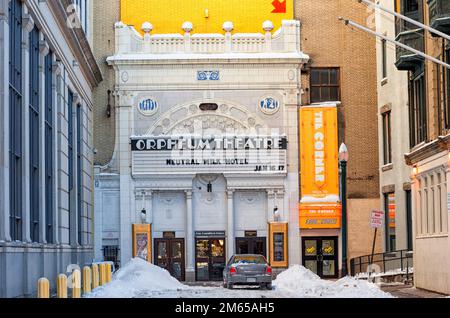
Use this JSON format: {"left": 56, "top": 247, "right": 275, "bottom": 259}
{"left": 93, "top": 4, "right": 312, "bottom": 280}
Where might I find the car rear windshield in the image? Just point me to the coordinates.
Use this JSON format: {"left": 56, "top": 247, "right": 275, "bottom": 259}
{"left": 232, "top": 256, "right": 266, "bottom": 265}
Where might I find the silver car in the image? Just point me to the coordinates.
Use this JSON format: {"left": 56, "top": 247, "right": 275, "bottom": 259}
{"left": 223, "top": 254, "right": 273, "bottom": 290}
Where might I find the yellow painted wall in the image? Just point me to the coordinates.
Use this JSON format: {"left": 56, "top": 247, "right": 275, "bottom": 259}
{"left": 121, "top": 0, "right": 293, "bottom": 34}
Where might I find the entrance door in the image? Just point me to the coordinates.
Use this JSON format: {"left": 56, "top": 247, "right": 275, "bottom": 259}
{"left": 195, "top": 238, "right": 226, "bottom": 281}
{"left": 302, "top": 237, "right": 338, "bottom": 278}
{"left": 236, "top": 238, "right": 267, "bottom": 257}
{"left": 154, "top": 239, "right": 185, "bottom": 281}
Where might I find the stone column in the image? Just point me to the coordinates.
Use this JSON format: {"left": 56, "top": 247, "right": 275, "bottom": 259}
{"left": 146, "top": 190, "right": 153, "bottom": 225}
{"left": 38, "top": 34, "right": 49, "bottom": 244}
{"left": 52, "top": 58, "right": 62, "bottom": 245}
{"left": 227, "top": 189, "right": 235, "bottom": 260}
{"left": 267, "top": 189, "right": 276, "bottom": 223}
{"left": 117, "top": 92, "right": 133, "bottom": 264}
{"left": 22, "top": 9, "right": 35, "bottom": 244}
{"left": 0, "top": 0, "right": 11, "bottom": 242}
{"left": 185, "top": 190, "right": 195, "bottom": 281}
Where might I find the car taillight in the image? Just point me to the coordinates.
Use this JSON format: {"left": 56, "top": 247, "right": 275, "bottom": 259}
{"left": 266, "top": 266, "right": 272, "bottom": 274}
{"left": 230, "top": 267, "right": 237, "bottom": 275}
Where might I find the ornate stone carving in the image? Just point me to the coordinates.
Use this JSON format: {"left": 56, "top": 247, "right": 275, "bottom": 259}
{"left": 239, "top": 192, "right": 262, "bottom": 204}
{"left": 144, "top": 100, "right": 267, "bottom": 136}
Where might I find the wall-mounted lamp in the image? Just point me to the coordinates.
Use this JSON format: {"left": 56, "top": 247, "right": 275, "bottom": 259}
{"left": 273, "top": 207, "right": 280, "bottom": 222}
{"left": 141, "top": 208, "right": 147, "bottom": 223}
{"left": 106, "top": 90, "right": 112, "bottom": 118}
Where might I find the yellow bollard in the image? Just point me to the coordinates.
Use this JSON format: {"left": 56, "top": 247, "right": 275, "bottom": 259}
{"left": 57, "top": 274, "right": 68, "bottom": 298}
{"left": 82, "top": 266, "right": 92, "bottom": 294}
{"left": 92, "top": 264, "right": 99, "bottom": 289}
{"left": 71, "top": 269, "right": 81, "bottom": 298}
{"left": 37, "top": 278, "right": 50, "bottom": 298}
{"left": 105, "top": 263, "right": 112, "bottom": 283}
{"left": 99, "top": 263, "right": 107, "bottom": 286}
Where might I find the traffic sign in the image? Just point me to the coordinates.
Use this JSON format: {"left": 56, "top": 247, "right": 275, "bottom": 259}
{"left": 370, "top": 210, "right": 384, "bottom": 228}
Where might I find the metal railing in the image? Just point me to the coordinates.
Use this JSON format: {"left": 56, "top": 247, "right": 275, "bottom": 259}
{"left": 350, "top": 249, "right": 413, "bottom": 277}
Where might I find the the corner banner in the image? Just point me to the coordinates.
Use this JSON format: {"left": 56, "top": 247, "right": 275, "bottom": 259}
{"left": 299, "top": 106, "right": 341, "bottom": 229}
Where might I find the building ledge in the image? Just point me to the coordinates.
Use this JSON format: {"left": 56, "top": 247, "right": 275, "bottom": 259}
{"left": 405, "top": 134, "right": 450, "bottom": 165}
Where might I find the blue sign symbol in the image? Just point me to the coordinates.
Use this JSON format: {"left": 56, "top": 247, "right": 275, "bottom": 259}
{"left": 260, "top": 97, "right": 279, "bottom": 113}
{"left": 139, "top": 99, "right": 158, "bottom": 114}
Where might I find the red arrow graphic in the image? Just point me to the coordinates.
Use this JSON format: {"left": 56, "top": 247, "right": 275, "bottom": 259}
{"left": 272, "top": 0, "right": 287, "bottom": 13}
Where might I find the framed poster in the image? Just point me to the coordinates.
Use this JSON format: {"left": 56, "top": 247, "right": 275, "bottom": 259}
{"left": 269, "top": 223, "right": 288, "bottom": 268}
{"left": 132, "top": 224, "right": 152, "bottom": 262}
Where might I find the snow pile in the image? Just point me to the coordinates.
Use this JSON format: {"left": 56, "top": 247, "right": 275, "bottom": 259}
{"left": 86, "top": 258, "right": 186, "bottom": 298}
{"left": 274, "top": 265, "right": 393, "bottom": 298}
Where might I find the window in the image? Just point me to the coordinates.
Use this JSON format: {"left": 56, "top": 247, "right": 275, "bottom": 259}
{"left": 310, "top": 68, "right": 340, "bottom": 103}
{"left": 381, "top": 39, "right": 387, "bottom": 79}
{"left": 73, "top": 0, "right": 89, "bottom": 33}
{"left": 409, "top": 70, "right": 427, "bottom": 147}
{"left": 445, "top": 47, "right": 450, "bottom": 130}
{"left": 68, "top": 91, "right": 74, "bottom": 239}
{"left": 416, "top": 171, "right": 449, "bottom": 237}
{"left": 405, "top": 190, "right": 413, "bottom": 250}
{"left": 382, "top": 111, "right": 392, "bottom": 165}
{"left": 77, "top": 104, "right": 83, "bottom": 245}
{"left": 29, "top": 27, "right": 40, "bottom": 243}
{"left": 384, "top": 193, "right": 396, "bottom": 252}
{"left": 45, "top": 52, "right": 54, "bottom": 243}
{"left": 9, "top": 0, "right": 23, "bottom": 241}
{"left": 404, "top": 0, "right": 419, "bottom": 13}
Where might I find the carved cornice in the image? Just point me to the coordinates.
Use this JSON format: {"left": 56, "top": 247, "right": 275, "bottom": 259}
{"left": 47, "top": 0, "right": 102, "bottom": 87}
{"left": 405, "top": 134, "right": 450, "bottom": 166}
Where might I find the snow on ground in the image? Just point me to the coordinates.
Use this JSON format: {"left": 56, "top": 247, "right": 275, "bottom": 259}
{"left": 87, "top": 259, "right": 393, "bottom": 298}
{"left": 86, "top": 258, "right": 187, "bottom": 298}
{"left": 274, "top": 265, "right": 393, "bottom": 298}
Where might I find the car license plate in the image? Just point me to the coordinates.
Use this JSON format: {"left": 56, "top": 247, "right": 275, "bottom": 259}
{"left": 247, "top": 278, "right": 257, "bottom": 283}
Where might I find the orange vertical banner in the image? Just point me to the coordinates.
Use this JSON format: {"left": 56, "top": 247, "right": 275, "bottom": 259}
{"left": 300, "top": 106, "right": 339, "bottom": 200}
{"left": 299, "top": 105, "right": 341, "bottom": 229}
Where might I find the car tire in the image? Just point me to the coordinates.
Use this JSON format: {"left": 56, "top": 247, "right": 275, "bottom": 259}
{"left": 227, "top": 282, "right": 233, "bottom": 290}
{"left": 266, "top": 283, "right": 273, "bottom": 291}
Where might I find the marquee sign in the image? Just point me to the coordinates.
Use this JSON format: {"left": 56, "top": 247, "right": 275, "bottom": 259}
{"left": 131, "top": 136, "right": 288, "bottom": 175}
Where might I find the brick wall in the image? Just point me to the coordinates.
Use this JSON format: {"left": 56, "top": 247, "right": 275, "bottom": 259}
{"left": 296, "top": 0, "right": 380, "bottom": 199}
{"left": 92, "top": 0, "right": 120, "bottom": 166}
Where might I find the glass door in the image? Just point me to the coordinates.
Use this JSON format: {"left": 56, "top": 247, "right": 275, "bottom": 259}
{"left": 196, "top": 239, "right": 210, "bottom": 281}
{"left": 235, "top": 238, "right": 267, "bottom": 257}
{"left": 195, "top": 238, "right": 226, "bottom": 281}
{"left": 210, "top": 239, "right": 225, "bottom": 281}
{"left": 154, "top": 239, "right": 185, "bottom": 281}
{"left": 302, "top": 237, "right": 338, "bottom": 278}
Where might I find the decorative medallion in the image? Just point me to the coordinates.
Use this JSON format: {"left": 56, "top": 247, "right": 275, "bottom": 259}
{"left": 259, "top": 96, "right": 280, "bottom": 115}
{"left": 138, "top": 97, "right": 159, "bottom": 116}
{"left": 121, "top": 71, "right": 129, "bottom": 83}
{"left": 197, "top": 71, "right": 220, "bottom": 81}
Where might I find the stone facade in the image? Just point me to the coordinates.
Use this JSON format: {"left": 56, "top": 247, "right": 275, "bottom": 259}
{"left": 0, "top": 0, "right": 101, "bottom": 297}
{"left": 376, "top": 0, "right": 450, "bottom": 295}
{"left": 94, "top": 18, "right": 308, "bottom": 281}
